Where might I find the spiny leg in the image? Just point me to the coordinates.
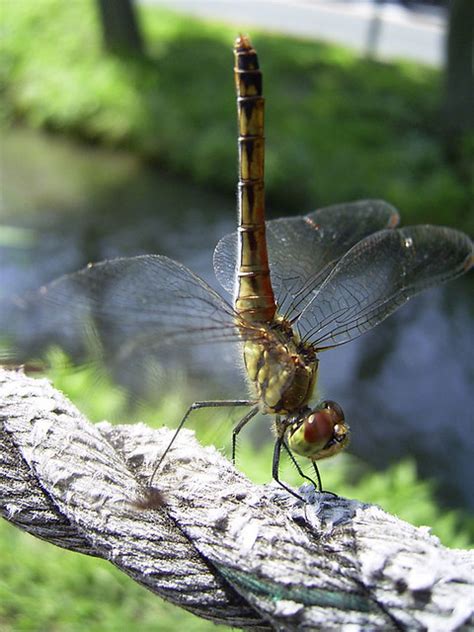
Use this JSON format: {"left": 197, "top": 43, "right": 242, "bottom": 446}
{"left": 231, "top": 406, "right": 260, "bottom": 464}
{"left": 282, "top": 444, "right": 337, "bottom": 497}
{"left": 312, "top": 461, "right": 337, "bottom": 497}
{"left": 311, "top": 461, "right": 323, "bottom": 492}
{"left": 272, "top": 435, "right": 305, "bottom": 502}
{"left": 149, "top": 399, "right": 256, "bottom": 486}
{"left": 281, "top": 441, "right": 320, "bottom": 490}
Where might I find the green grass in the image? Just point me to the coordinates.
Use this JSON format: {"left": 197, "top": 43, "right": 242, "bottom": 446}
{"left": 1, "top": 0, "right": 472, "bottom": 232}
{"left": 1, "top": 353, "right": 473, "bottom": 631}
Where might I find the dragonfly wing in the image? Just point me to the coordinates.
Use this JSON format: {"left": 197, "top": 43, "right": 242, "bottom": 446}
{"left": 213, "top": 199, "right": 399, "bottom": 317}
{"left": 213, "top": 232, "right": 236, "bottom": 294}
{"left": 295, "top": 226, "right": 473, "bottom": 349}
{"left": 266, "top": 199, "right": 400, "bottom": 318}
{"left": 1, "top": 255, "right": 249, "bottom": 396}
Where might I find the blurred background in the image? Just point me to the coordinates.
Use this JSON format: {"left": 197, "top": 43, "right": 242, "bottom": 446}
{"left": 1, "top": 1, "right": 473, "bottom": 630}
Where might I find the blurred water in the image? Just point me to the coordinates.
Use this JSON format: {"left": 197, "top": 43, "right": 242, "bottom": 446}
{"left": 1, "top": 126, "right": 472, "bottom": 509}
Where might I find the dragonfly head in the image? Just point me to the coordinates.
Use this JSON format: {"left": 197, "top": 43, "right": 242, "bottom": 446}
{"left": 287, "top": 400, "right": 349, "bottom": 460}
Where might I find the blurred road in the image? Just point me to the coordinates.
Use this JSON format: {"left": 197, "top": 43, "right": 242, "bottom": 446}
{"left": 142, "top": 0, "right": 445, "bottom": 66}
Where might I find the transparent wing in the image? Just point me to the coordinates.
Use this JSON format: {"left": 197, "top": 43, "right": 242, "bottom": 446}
{"left": 213, "top": 199, "right": 399, "bottom": 318}
{"left": 294, "top": 226, "right": 473, "bottom": 349}
{"left": 1, "top": 255, "right": 258, "bottom": 396}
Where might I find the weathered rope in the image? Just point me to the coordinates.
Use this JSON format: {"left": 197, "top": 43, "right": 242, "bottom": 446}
{"left": 0, "top": 369, "right": 472, "bottom": 631}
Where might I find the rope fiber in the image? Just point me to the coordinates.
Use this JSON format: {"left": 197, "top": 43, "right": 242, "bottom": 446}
{"left": 1, "top": 369, "right": 472, "bottom": 631}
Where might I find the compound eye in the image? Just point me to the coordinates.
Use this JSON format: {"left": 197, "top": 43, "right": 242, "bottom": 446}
{"left": 303, "top": 410, "right": 334, "bottom": 447}
{"left": 288, "top": 400, "right": 349, "bottom": 460}
{"left": 319, "top": 400, "right": 345, "bottom": 424}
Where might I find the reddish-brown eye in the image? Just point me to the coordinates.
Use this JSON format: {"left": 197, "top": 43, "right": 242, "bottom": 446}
{"left": 303, "top": 410, "right": 333, "bottom": 445}
{"left": 289, "top": 400, "right": 349, "bottom": 460}
{"left": 320, "top": 400, "right": 345, "bottom": 422}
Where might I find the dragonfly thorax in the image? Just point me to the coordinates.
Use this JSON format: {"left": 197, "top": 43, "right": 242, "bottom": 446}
{"left": 243, "top": 318, "right": 318, "bottom": 414}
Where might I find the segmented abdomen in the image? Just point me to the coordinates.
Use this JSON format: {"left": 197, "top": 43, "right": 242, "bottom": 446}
{"left": 233, "top": 35, "right": 276, "bottom": 324}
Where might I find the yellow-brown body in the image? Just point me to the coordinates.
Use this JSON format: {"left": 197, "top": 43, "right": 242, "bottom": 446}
{"left": 233, "top": 36, "right": 349, "bottom": 465}
{"left": 234, "top": 37, "right": 319, "bottom": 420}
{"left": 243, "top": 319, "right": 318, "bottom": 414}
{"left": 233, "top": 35, "right": 276, "bottom": 323}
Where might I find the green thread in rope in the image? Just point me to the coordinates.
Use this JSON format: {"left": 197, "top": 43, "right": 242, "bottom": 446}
{"left": 217, "top": 564, "right": 374, "bottom": 613}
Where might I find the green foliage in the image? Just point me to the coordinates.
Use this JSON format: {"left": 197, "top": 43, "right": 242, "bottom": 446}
{"left": 1, "top": 0, "right": 472, "bottom": 232}
{"left": 335, "top": 458, "right": 473, "bottom": 549}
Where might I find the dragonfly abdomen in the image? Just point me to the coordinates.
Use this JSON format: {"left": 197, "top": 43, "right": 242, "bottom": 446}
{"left": 234, "top": 35, "right": 276, "bottom": 323}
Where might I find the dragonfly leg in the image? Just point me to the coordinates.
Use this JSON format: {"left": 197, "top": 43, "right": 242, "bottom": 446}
{"left": 272, "top": 436, "right": 305, "bottom": 503}
{"left": 311, "top": 461, "right": 323, "bottom": 493}
{"left": 149, "top": 399, "right": 255, "bottom": 487}
{"left": 281, "top": 441, "right": 320, "bottom": 490}
{"left": 312, "top": 461, "right": 337, "bottom": 497}
{"left": 231, "top": 406, "right": 260, "bottom": 464}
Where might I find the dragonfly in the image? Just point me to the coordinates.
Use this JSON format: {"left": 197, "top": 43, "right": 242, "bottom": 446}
{"left": 2, "top": 36, "right": 472, "bottom": 499}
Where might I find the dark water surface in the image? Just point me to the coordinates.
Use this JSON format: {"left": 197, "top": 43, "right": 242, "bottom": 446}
{"left": 1, "top": 126, "right": 472, "bottom": 509}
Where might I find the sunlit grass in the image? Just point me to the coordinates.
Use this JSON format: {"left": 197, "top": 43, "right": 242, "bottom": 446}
{"left": 1, "top": 0, "right": 472, "bottom": 232}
